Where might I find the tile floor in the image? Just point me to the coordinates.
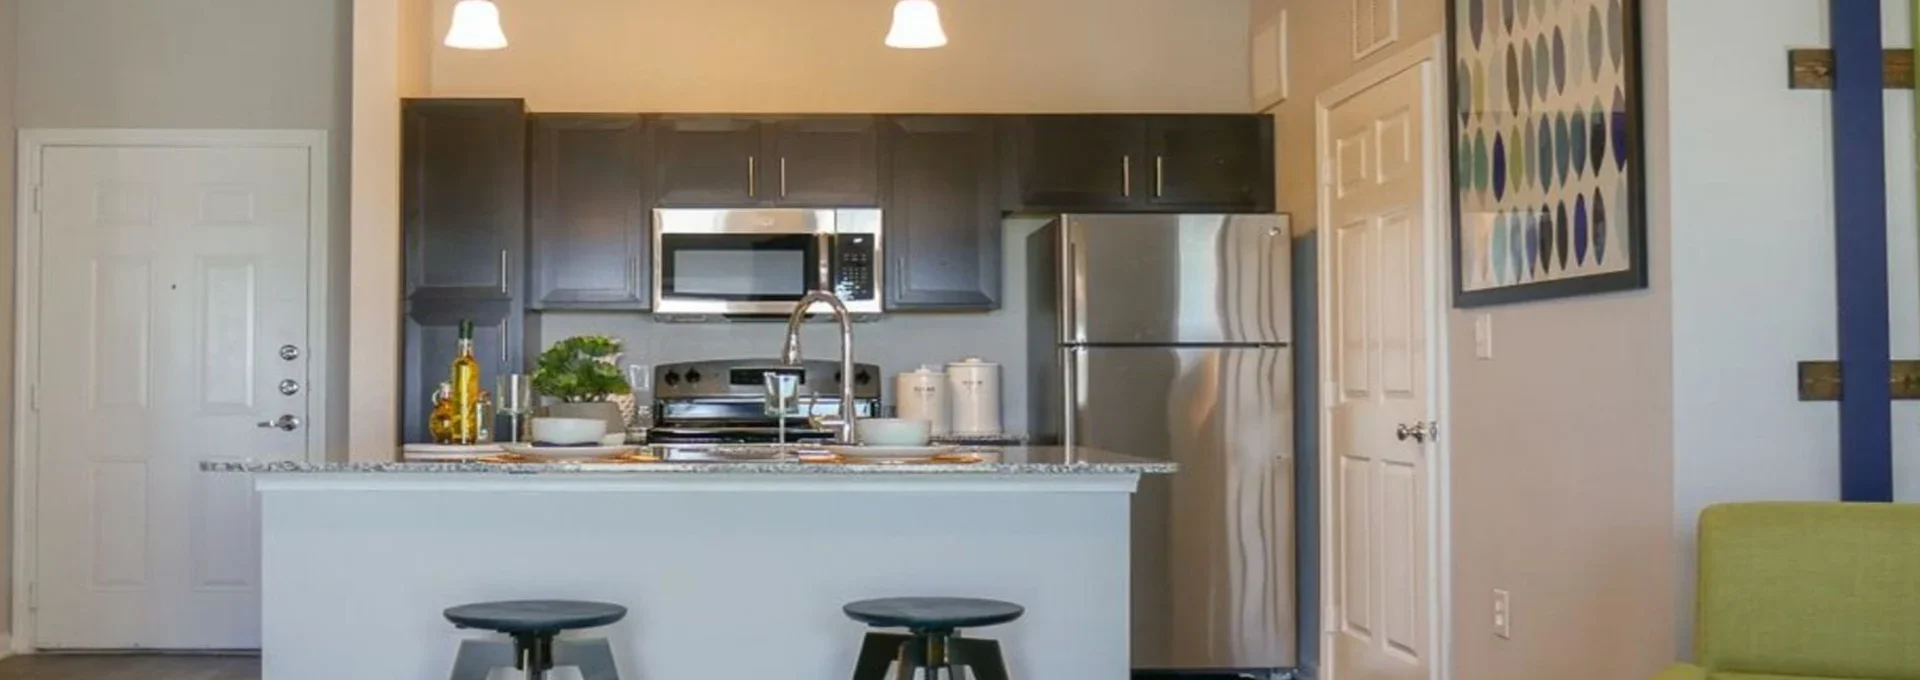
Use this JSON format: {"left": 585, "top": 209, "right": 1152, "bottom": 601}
{"left": 0, "top": 654, "right": 259, "bottom": 680}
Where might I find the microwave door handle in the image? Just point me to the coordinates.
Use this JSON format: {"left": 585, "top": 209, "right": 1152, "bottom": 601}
{"left": 817, "top": 233, "right": 833, "bottom": 291}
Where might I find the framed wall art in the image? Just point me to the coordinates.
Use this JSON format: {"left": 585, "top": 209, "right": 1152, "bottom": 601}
{"left": 1448, "top": 0, "right": 1648, "bottom": 307}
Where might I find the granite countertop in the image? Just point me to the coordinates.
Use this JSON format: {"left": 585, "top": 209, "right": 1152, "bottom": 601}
{"left": 201, "top": 445, "right": 1176, "bottom": 475}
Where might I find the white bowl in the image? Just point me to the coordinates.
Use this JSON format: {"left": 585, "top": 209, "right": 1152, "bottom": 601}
{"left": 856, "top": 418, "right": 933, "bottom": 447}
{"left": 530, "top": 417, "right": 608, "bottom": 446}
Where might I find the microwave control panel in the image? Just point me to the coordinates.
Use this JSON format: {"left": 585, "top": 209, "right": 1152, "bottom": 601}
{"left": 833, "top": 234, "right": 877, "bottom": 301}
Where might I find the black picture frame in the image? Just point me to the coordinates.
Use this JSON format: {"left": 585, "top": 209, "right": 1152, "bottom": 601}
{"left": 1447, "top": 0, "right": 1649, "bottom": 308}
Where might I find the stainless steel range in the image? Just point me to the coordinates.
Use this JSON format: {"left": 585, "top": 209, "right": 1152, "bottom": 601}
{"left": 646, "top": 358, "right": 881, "bottom": 444}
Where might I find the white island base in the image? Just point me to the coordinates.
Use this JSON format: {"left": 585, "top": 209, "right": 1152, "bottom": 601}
{"left": 253, "top": 463, "right": 1153, "bottom": 680}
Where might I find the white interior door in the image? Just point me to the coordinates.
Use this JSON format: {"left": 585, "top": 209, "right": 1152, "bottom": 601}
{"left": 33, "top": 143, "right": 313, "bottom": 649}
{"left": 1325, "top": 62, "right": 1435, "bottom": 680}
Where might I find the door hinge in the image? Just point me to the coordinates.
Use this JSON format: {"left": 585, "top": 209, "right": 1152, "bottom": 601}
{"left": 28, "top": 384, "right": 37, "bottom": 412}
{"left": 27, "top": 582, "right": 37, "bottom": 611}
{"left": 31, "top": 184, "right": 41, "bottom": 214}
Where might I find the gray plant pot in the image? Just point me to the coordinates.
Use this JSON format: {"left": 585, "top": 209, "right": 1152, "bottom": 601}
{"left": 544, "top": 401, "right": 625, "bottom": 438}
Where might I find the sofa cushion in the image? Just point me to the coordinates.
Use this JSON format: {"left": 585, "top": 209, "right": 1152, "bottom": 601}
{"left": 1696, "top": 503, "right": 1920, "bottom": 680}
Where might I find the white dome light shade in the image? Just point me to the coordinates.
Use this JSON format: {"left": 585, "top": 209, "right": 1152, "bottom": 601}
{"left": 445, "top": 0, "right": 509, "bottom": 50}
{"left": 885, "top": 0, "right": 948, "bottom": 49}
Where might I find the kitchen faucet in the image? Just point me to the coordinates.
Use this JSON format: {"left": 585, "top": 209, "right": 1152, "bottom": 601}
{"left": 779, "top": 290, "right": 858, "bottom": 443}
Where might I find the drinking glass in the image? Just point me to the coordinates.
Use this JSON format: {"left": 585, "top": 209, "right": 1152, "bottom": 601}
{"left": 496, "top": 374, "right": 534, "bottom": 443}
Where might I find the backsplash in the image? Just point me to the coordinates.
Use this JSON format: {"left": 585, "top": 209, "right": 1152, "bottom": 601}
{"left": 536, "top": 219, "right": 1045, "bottom": 434}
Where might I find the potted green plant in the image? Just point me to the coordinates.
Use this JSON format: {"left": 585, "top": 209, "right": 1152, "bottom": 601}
{"left": 530, "top": 335, "right": 632, "bottom": 436}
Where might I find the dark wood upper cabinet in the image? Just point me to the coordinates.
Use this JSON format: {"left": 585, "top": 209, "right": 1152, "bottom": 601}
{"left": 1145, "top": 115, "right": 1275, "bottom": 212}
{"left": 403, "top": 99, "right": 527, "bottom": 299}
{"left": 882, "top": 116, "right": 1002, "bottom": 311}
{"left": 768, "top": 117, "right": 880, "bottom": 206}
{"left": 652, "top": 116, "right": 763, "bottom": 207}
{"left": 529, "top": 114, "right": 651, "bottom": 310}
{"left": 1009, "top": 114, "right": 1273, "bottom": 213}
{"left": 1013, "top": 115, "right": 1147, "bottom": 211}
{"left": 401, "top": 98, "right": 528, "bottom": 444}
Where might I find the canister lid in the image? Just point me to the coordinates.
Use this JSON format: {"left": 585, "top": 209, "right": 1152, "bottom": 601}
{"left": 947, "top": 357, "right": 998, "bottom": 368}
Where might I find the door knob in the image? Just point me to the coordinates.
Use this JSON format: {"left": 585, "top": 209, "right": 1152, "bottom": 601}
{"left": 1396, "top": 421, "right": 1434, "bottom": 443}
{"left": 278, "top": 345, "right": 301, "bottom": 361}
{"left": 257, "top": 415, "right": 301, "bottom": 432}
{"left": 278, "top": 379, "right": 301, "bottom": 396}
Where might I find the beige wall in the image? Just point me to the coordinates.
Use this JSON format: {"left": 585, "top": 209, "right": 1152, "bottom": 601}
{"left": 0, "top": 0, "right": 15, "bottom": 639}
{"left": 429, "top": 0, "right": 1252, "bottom": 113}
{"left": 1252, "top": 0, "right": 1678, "bottom": 677}
{"left": 348, "top": 0, "right": 433, "bottom": 461}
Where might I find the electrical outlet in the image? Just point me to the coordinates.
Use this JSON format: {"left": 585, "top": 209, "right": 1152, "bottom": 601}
{"left": 1492, "top": 588, "right": 1512, "bottom": 639}
{"left": 1474, "top": 314, "right": 1495, "bottom": 360}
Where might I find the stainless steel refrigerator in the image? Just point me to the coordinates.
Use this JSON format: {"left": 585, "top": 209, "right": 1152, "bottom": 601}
{"left": 1027, "top": 214, "right": 1294, "bottom": 674}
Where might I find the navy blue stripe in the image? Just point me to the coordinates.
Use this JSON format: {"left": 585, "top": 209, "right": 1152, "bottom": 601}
{"left": 1831, "top": 1, "right": 1894, "bottom": 502}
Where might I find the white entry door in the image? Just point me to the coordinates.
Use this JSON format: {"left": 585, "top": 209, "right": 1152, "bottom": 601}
{"left": 1324, "top": 61, "right": 1437, "bottom": 680}
{"left": 32, "top": 141, "right": 316, "bottom": 649}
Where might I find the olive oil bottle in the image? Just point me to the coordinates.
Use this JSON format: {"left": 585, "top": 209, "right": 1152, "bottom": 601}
{"left": 450, "top": 319, "right": 483, "bottom": 444}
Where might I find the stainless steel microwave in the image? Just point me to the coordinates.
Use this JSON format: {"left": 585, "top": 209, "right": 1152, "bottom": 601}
{"left": 652, "top": 208, "right": 883, "bottom": 317}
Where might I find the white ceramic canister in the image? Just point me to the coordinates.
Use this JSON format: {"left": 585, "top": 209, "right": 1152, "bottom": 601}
{"left": 894, "top": 366, "right": 950, "bottom": 435}
{"left": 946, "top": 357, "right": 1002, "bottom": 436}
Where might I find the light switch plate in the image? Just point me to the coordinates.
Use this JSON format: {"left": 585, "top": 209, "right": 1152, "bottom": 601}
{"left": 1474, "top": 314, "right": 1495, "bottom": 360}
{"left": 1492, "top": 588, "right": 1512, "bottom": 639}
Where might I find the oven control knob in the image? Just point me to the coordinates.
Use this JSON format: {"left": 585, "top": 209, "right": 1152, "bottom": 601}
{"left": 663, "top": 371, "right": 681, "bottom": 387}
{"left": 854, "top": 370, "right": 872, "bottom": 386}
{"left": 686, "top": 370, "right": 703, "bottom": 384}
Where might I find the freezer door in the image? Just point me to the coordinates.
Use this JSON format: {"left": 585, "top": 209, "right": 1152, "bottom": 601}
{"left": 1064, "top": 214, "right": 1290, "bottom": 345}
{"left": 1068, "top": 346, "right": 1296, "bottom": 670}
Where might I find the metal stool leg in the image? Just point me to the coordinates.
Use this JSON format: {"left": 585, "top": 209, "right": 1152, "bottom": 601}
{"left": 450, "top": 639, "right": 517, "bottom": 680}
{"left": 554, "top": 638, "right": 623, "bottom": 680}
{"left": 852, "top": 632, "right": 911, "bottom": 680}
{"left": 949, "top": 638, "right": 1008, "bottom": 680}
{"left": 894, "top": 635, "right": 926, "bottom": 680}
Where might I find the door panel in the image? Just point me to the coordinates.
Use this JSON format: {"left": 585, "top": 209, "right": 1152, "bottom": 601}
{"left": 1067, "top": 215, "right": 1289, "bottom": 345}
{"left": 37, "top": 144, "right": 311, "bottom": 649}
{"left": 529, "top": 114, "right": 651, "bottom": 309}
{"left": 652, "top": 116, "right": 764, "bottom": 207}
{"left": 769, "top": 117, "right": 879, "bottom": 207}
{"left": 403, "top": 99, "right": 525, "bottom": 299}
{"left": 1325, "top": 63, "right": 1434, "bottom": 680}
{"left": 1069, "top": 346, "right": 1295, "bottom": 669}
{"left": 1016, "top": 116, "right": 1146, "bottom": 210}
{"left": 882, "top": 116, "right": 1002, "bottom": 310}
{"left": 1146, "top": 115, "right": 1276, "bottom": 212}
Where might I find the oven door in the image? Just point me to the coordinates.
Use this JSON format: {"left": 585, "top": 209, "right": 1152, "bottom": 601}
{"left": 653, "top": 232, "right": 823, "bottom": 315}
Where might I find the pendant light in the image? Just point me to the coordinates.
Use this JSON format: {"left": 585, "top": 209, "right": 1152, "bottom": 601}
{"left": 445, "top": 0, "right": 509, "bottom": 50}
{"left": 885, "top": 0, "right": 948, "bottom": 49}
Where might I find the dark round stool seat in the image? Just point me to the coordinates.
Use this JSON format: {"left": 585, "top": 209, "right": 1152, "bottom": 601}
{"left": 842, "top": 597, "right": 1025, "bottom": 631}
{"left": 443, "top": 599, "right": 628, "bottom": 635}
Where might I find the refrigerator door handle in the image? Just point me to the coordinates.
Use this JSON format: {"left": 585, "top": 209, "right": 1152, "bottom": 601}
{"left": 1063, "top": 346, "right": 1085, "bottom": 450}
{"left": 1063, "top": 219, "right": 1087, "bottom": 345}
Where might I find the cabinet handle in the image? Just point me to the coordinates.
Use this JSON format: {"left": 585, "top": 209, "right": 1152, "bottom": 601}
{"left": 499, "top": 249, "right": 509, "bottom": 295}
{"left": 499, "top": 321, "right": 509, "bottom": 365}
{"left": 1155, "top": 156, "right": 1165, "bottom": 198}
{"left": 1122, "top": 156, "right": 1132, "bottom": 198}
{"left": 748, "top": 155, "right": 757, "bottom": 197}
{"left": 780, "top": 157, "right": 788, "bottom": 198}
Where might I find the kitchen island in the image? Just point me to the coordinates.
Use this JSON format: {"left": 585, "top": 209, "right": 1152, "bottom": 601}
{"left": 207, "top": 446, "right": 1171, "bottom": 680}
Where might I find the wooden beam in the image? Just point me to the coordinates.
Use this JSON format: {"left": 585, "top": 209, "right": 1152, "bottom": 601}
{"left": 1788, "top": 48, "right": 1914, "bottom": 89}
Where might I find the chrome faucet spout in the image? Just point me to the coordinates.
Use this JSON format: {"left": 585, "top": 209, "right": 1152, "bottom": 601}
{"left": 779, "top": 291, "right": 858, "bottom": 443}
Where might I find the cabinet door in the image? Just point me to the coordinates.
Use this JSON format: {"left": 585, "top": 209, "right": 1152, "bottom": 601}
{"left": 652, "top": 116, "right": 764, "bottom": 206}
{"left": 883, "top": 116, "right": 1002, "bottom": 310}
{"left": 768, "top": 116, "right": 880, "bottom": 206}
{"left": 401, "top": 299, "right": 519, "bottom": 444}
{"left": 1146, "top": 115, "right": 1276, "bottom": 212}
{"left": 1013, "top": 115, "right": 1147, "bottom": 211}
{"left": 403, "top": 99, "right": 526, "bottom": 299}
{"left": 529, "top": 114, "right": 651, "bottom": 310}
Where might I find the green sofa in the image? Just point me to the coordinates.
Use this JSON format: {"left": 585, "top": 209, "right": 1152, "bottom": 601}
{"left": 1657, "top": 502, "right": 1920, "bottom": 680}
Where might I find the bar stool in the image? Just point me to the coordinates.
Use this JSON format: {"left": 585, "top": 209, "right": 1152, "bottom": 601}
{"left": 444, "top": 599, "right": 628, "bottom": 680}
{"left": 844, "top": 596, "right": 1023, "bottom": 680}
